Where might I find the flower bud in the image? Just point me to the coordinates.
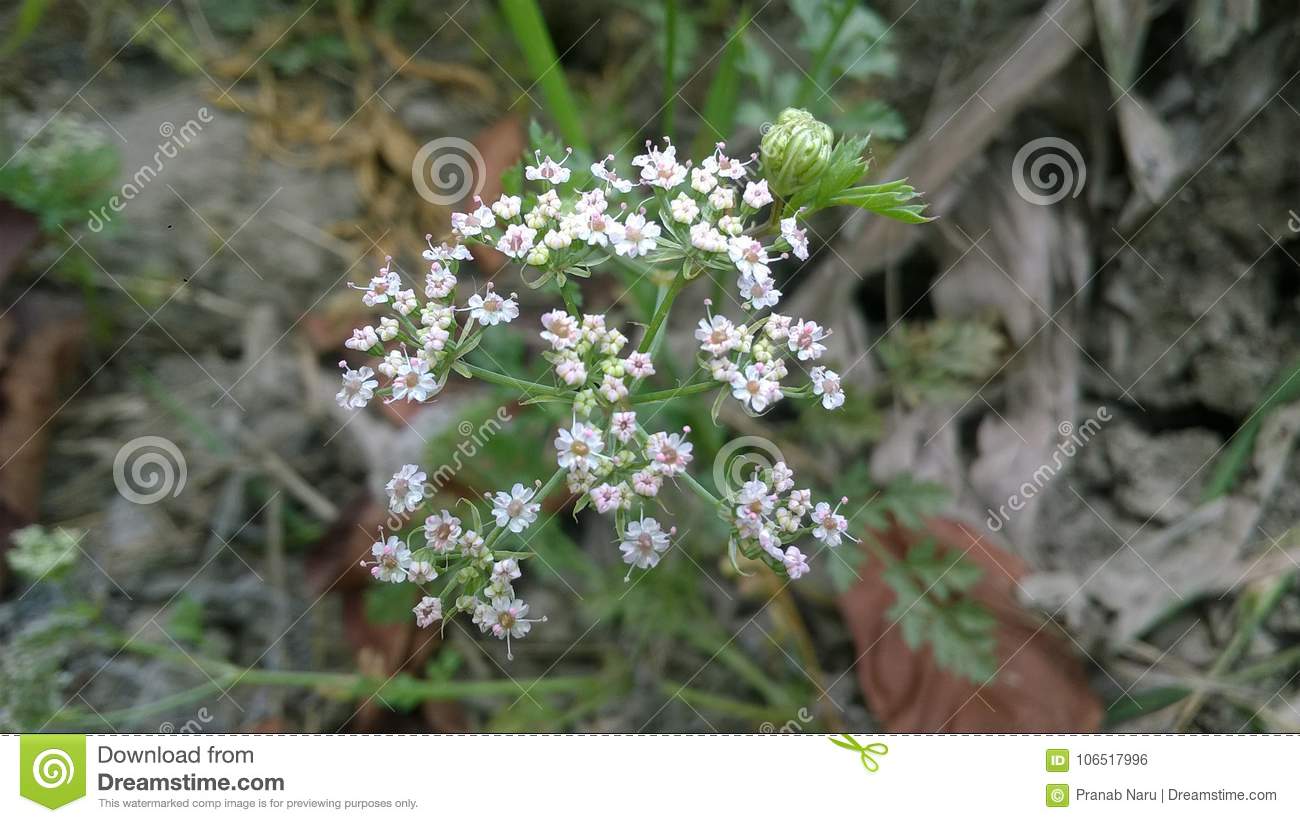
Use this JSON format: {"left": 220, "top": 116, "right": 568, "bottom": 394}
{"left": 760, "top": 108, "right": 833, "bottom": 196}
{"left": 526, "top": 245, "right": 550, "bottom": 267}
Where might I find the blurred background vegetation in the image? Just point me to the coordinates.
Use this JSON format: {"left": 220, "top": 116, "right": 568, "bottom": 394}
{"left": 2, "top": 0, "right": 1299, "bottom": 734}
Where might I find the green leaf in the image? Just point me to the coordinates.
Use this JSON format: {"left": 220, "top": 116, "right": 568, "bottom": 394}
{"left": 877, "top": 318, "right": 1004, "bottom": 406}
{"left": 828, "top": 179, "right": 932, "bottom": 223}
{"left": 880, "top": 538, "right": 997, "bottom": 682}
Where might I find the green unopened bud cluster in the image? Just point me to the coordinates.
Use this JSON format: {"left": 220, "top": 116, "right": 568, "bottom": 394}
{"left": 759, "top": 108, "right": 834, "bottom": 196}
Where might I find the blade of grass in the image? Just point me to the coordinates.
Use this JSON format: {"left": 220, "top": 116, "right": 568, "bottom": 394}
{"left": 796, "top": 0, "right": 855, "bottom": 107}
{"left": 499, "top": 0, "right": 590, "bottom": 154}
{"left": 0, "top": 0, "right": 50, "bottom": 58}
{"left": 663, "top": 0, "right": 679, "bottom": 135}
{"left": 690, "top": 4, "right": 751, "bottom": 159}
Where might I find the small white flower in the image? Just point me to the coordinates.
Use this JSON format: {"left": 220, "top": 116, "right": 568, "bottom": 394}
{"left": 609, "top": 213, "right": 661, "bottom": 258}
{"left": 728, "top": 235, "right": 771, "bottom": 278}
{"left": 491, "top": 558, "right": 522, "bottom": 586}
{"left": 555, "top": 423, "right": 604, "bottom": 470}
{"left": 701, "top": 145, "right": 750, "bottom": 180}
{"left": 459, "top": 529, "right": 488, "bottom": 559}
{"left": 370, "top": 535, "right": 411, "bottom": 583}
{"left": 590, "top": 482, "right": 625, "bottom": 514}
{"left": 695, "top": 314, "right": 740, "bottom": 356}
{"left": 690, "top": 167, "right": 717, "bottom": 194}
{"left": 633, "top": 138, "right": 687, "bottom": 189}
{"left": 376, "top": 317, "right": 399, "bottom": 342}
{"left": 708, "top": 186, "right": 735, "bottom": 211}
{"left": 689, "top": 221, "right": 727, "bottom": 253}
{"left": 611, "top": 411, "right": 637, "bottom": 443}
{"left": 525, "top": 149, "right": 573, "bottom": 185}
{"left": 631, "top": 469, "right": 662, "bottom": 497}
{"left": 599, "top": 374, "right": 628, "bottom": 403}
{"left": 468, "top": 287, "right": 520, "bottom": 326}
{"left": 739, "top": 271, "right": 782, "bottom": 309}
{"left": 536, "top": 189, "right": 562, "bottom": 218}
{"left": 786, "top": 489, "right": 812, "bottom": 517}
{"left": 392, "top": 289, "right": 419, "bottom": 316}
{"left": 579, "top": 211, "right": 617, "bottom": 247}
{"left": 544, "top": 228, "right": 573, "bottom": 249}
{"left": 336, "top": 363, "right": 378, "bottom": 409}
{"left": 490, "top": 483, "right": 541, "bottom": 533}
{"left": 708, "top": 358, "right": 739, "bottom": 383}
{"left": 555, "top": 354, "right": 588, "bottom": 386}
{"left": 734, "top": 478, "right": 776, "bottom": 520}
{"left": 743, "top": 179, "right": 773, "bottom": 209}
{"left": 812, "top": 500, "right": 851, "bottom": 547}
{"left": 788, "top": 319, "right": 829, "bottom": 361}
{"left": 425, "top": 263, "right": 457, "bottom": 299}
{"left": 386, "top": 464, "right": 427, "bottom": 513}
{"left": 669, "top": 192, "right": 700, "bottom": 223}
{"left": 540, "top": 309, "right": 580, "bottom": 350}
{"left": 780, "top": 216, "right": 809, "bottom": 260}
{"left": 717, "top": 214, "right": 744, "bottom": 236}
{"left": 413, "top": 596, "right": 442, "bottom": 628}
{"left": 730, "top": 363, "right": 782, "bottom": 413}
{"left": 764, "top": 313, "right": 793, "bottom": 341}
{"left": 496, "top": 224, "right": 537, "bottom": 259}
{"left": 623, "top": 351, "right": 655, "bottom": 379}
{"left": 346, "top": 326, "right": 379, "bottom": 351}
{"left": 391, "top": 355, "right": 440, "bottom": 403}
{"left": 772, "top": 461, "right": 795, "bottom": 493}
{"left": 423, "top": 510, "right": 462, "bottom": 552}
{"left": 810, "top": 366, "right": 845, "bottom": 410}
{"left": 782, "top": 546, "right": 810, "bottom": 579}
{"left": 359, "top": 263, "right": 401, "bottom": 306}
{"left": 577, "top": 188, "right": 608, "bottom": 214}
{"left": 591, "top": 155, "right": 634, "bottom": 193}
{"left": 407, "top": 561, "right": 437, "bottom": 585}
{"left": 619, "top": 517, "right": 671, "bottom": 569}
{"left": 492, "top": 194, "right": 522, "bottom": 220}
{"left": 423, "top": 240, "right": 472, "bottom": 262}
{"left": 451, "top": 202, "right": 496, "bottom": 237}
{"left": 645, "top": 430, "right": 693, "bottom": 476}
{"left": 483, "top": 596, "right": 543, "bottom": 659}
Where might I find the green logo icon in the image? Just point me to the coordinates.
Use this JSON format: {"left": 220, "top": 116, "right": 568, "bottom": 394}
{"left": 827, "top": 734, "right": 889, "bottom": 773}
{"left": 19, "top": 734, "right": 86, "bottom": 810}
{"left": 1046, "top": 748, "right": 1070, "bottom": 772}
{"left": 1046, "top": 784, "right": 1070, "bottom": 808}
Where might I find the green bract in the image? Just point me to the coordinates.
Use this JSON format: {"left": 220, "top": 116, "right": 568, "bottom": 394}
{"left": 759, "top": 108, "right": 834, "bottom": 196}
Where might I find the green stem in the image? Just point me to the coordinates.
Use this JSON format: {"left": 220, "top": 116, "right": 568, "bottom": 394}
{"left": 461, "top": 362, "right": 573, "bottom": 399}
{"left": 637, "top": 273, "right": 687, "bottom": 355}
{"left": 678, "top": 463, "right": 721, "bottom": 506}
{"left": 630, "top": 381, "right": 718, "bottom": 404}
{"left": 797, "top": 0, "right": 854, "bottom": 107}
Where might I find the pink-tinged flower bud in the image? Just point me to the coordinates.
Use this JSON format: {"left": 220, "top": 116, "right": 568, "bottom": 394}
{"left": 760, "top": 108, "right": 833, "bottom": 196}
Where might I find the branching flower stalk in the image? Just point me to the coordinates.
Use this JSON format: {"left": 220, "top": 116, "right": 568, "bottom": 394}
{"left": 335, "top": 109, "right": 928, "bottom": 658}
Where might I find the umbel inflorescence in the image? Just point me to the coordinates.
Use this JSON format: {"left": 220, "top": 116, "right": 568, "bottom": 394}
{"left": 337, "top": 109, "right": 927, "bottom": 658}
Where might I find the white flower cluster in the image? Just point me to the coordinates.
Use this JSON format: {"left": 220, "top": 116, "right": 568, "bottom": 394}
{"left": 338, "top": 135, "right": 855, "bottom": 656}
{"left": 723, "top": 462, "right": 857, "bottom": 580}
